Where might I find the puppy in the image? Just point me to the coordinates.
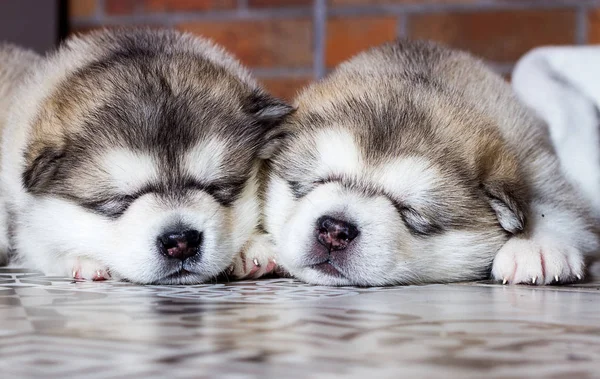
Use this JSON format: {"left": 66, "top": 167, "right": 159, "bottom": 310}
{"left": 0, "top": 29, "right": 292, "bottom": 284}
{"left": 237, "top": 40, "right": 599, "bottom": 286}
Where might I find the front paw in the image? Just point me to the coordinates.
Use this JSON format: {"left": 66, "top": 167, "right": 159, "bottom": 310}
{"left": 70, "top": 257, "right": 111, "bottom": 281}
{"left": 491, "top": 237, "right": 584, "bottom": 285}
{"left": 228, "top": 234, "right": 279, "bottom": 280}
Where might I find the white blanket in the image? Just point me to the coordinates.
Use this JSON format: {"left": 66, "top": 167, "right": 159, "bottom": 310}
{"left": 512, "top": 46, "right": 600, "bottom": 216}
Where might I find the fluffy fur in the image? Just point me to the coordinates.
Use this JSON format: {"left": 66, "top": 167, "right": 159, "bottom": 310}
{"left": 236, "top": 40, "right": 599, "bottom": 286}
{"left": 0, "top": 29, "right": 292, "bottom": 283}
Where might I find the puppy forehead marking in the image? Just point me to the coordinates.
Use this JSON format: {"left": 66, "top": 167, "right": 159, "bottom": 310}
{"left": 375, "top": 156, "right": 440, "bottom": 200}
{"left": 184, "top": 137, "right": 227, "bottom": 181}
{"left": 315, "top": 128, "right": 363, "bottom": 177}
{"left": 102, "top": 149, "right": 158, "bottom": 193}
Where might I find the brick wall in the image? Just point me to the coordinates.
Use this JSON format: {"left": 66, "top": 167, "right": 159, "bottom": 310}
{"left": 69, "top": 0, "right": 600, "bottom": 100}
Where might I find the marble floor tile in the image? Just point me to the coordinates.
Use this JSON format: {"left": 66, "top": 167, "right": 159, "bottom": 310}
{"left": 1, "top": 267, "right": 599, "bottom": 378}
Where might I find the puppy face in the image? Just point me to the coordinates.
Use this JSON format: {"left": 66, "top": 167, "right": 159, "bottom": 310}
{"left": 14, "top": 30, "right": 292, "bottom": 284}
{"left": 264, "top": 43, "right": 528, "bottom": 286}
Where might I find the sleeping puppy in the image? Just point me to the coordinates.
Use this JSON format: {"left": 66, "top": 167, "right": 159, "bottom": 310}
{"left": 236, "top": 40, "right": 599, "bottom": 286}
{"left": 0, "top": 29, "right": 292, "bottom": 284}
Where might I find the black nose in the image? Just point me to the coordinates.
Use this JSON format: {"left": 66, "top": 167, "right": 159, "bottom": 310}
{"left": 316, "top": 216, "right": 359, "bottom": 251}
{"left": 158, "top": 230, "right": 202, "bottom": 261}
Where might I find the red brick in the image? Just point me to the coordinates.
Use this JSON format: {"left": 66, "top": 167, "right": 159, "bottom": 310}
{"left": 249, "top": 0, "right": 312, "bottom": 7}
{"left": 69, "top": 0, "right": 97, "bottom": 18}
{"left": 144, "top": 0, "right": 236, "bottom": 12}
{"left": 589, "top": 8, "right": 600, "bottom": 44}
{"left": 106, "top": 0, "right": 234, "bottom": 14}
{"left": 178, "top": 19, "right": 313, "bottom": 68}
{"left": 105, "top": 0, "right": 139, "bottom": 14}
{"left": 259, "top": 77, "right": 313, "bottom": 101}
{"left": 409, "top": 9, "right": 576, "bottom": 63}
{"left": 330, "top": 0, "right": 476, "bottom": 5}
{"left": 326, "top": 16, "right": 398, "bottom": 68}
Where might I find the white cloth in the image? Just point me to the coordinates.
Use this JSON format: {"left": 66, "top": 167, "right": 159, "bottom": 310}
{"left": 512, "top": 46, "right": 600, "bottom": 216}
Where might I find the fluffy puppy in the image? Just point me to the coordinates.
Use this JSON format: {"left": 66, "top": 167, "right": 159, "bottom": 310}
{"left": 0, "top": 29, "right": 292, "bottom": 283}
{"left": 239, "top": 40, "right": 599, "bottom": 286}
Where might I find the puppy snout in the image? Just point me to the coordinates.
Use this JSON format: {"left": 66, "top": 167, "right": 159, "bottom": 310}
{"left": 158, "top": 229, "right": 202, "bottom": 260}
{"left": 316, "top": 216, "right": 359, "bottom": 251}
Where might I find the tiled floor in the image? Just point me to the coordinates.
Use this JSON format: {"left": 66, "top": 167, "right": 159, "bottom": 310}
{"left": 1, "top": 267, "right": 599, "bottom": 379}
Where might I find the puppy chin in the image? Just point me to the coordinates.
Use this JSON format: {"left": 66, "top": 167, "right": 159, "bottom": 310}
{"left": 291, "top": 265, "right": 355, "bottom": 286}
{"left": 150, "top": 270, "right": 216, "bottom": 285}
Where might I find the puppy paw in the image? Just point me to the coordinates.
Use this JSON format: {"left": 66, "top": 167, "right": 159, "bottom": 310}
{"left": 228, "top": 234, "right": 279, "bottom": 279}
{"left": 491, "top": 237, "right": 584, "bottom": 285}
{"left": 71, "top": 258, "right": 111, "bottom": 281}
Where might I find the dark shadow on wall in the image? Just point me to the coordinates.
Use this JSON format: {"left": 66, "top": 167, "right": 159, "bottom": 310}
{"left": 0, "top": 0, "right": 67, "bottom": 54}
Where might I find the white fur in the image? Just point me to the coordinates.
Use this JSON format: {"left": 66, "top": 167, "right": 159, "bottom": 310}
{"left": 102, "top": 149, "right": 158, "bottom": 193}
{"left": 374, "top": 156, "right": 438, "bottom": 202}
{"left": 315, "top": 128, "right": 363, "bottom": 178}
{"left": 229, "top": 164, "right": 262, "bottom": 254}
{"left": 491, "top": 202, "right": 597, "bottom": 284}
{"left": 184, "top": 137, "right": 227, "bottom": 182}
{"left": 0, "top": 198, "right": 9, "bottom": 265}
{"left": 264, "top": 175, "right": 297, "bottom": 244}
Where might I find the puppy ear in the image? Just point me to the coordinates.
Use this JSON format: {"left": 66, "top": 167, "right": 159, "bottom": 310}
{"left": 247, "top": 89, "right": 295, "bottom": 126}
{"left": 246, "top": 89, "right": 295, "bottom": 159}
{"left": 477, "top": 135, "right": 529, "bottom": 234}
{"left": 483, "top": 179, "right": 528, "bottom": 234}
{"left": 22, "top": 146, "right": 64, "bottom": 194}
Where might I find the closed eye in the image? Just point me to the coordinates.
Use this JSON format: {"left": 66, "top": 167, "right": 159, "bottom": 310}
{"left": 74, "top": 176, "right": 247, "bottom": 217}
{"left": 288, "top": 176, "right": 381, "bottom": 200}
{"left": 287, "top": 177, "right": 343, "bottom": 199}
{"left": 184, "top": 178, "right": 247, "bottom": 207}
{"left": 390, "top": 198, "right": 443, "bottom": 236}
{"left": 79, "top": 195, "right": 136, "bottom": 218}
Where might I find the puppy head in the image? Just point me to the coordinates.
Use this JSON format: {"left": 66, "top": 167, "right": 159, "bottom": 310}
{"left": 17, "top": 29, "right": 292, "bottom": 283}
{"left": 263, "top": 47, "right": 528, "bottom": 286}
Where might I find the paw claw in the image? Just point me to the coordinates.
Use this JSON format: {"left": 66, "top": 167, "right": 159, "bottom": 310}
{"left": 70, "top": 258, "right": 109, "bottom": 281}
{"left": 92, "top": 269, "right": 111, "bottom": 281}
{"left": 492, "top": 237, "right": 584, "bottom": 286}
{"left": 230, "top": 234, "right": 279, "bottom": 279}
{"left": 264, "top": 260, "right": 277, "bottom": 274}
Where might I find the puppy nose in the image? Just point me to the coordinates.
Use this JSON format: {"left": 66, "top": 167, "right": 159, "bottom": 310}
{"left": 158, "top": 230, "right": 202, "bottom": 260}
{"left": 316, "top": 216, "right": 359, "bottom": 251}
